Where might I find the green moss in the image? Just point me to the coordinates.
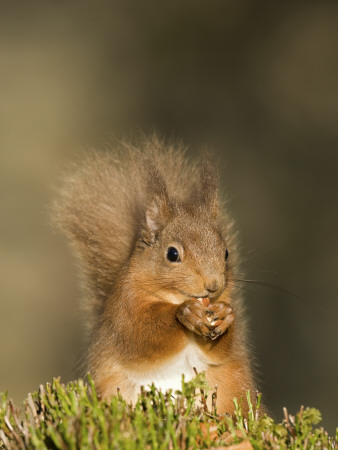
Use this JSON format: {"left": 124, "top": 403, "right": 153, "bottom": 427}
{"left": 0, "top": 374, "right": 336, "bottom": 449}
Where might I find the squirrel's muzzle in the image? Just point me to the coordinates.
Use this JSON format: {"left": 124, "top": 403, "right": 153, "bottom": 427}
{"left": 204, "top": 277, "right": 221, "bottom": 294}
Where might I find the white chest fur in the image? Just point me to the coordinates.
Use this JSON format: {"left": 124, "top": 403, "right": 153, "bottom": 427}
{"left": 126, "top": 342, "right": 210, "bottom": 396}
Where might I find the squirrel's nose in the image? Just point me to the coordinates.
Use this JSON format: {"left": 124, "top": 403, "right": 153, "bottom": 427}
{"left": 204, "top": 277, "right": 220, "bottom": 293}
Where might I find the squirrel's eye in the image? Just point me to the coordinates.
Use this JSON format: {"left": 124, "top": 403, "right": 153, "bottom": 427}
{"left": 225, "top": 249, "right": 229, "bottom": 261}
{"left": 167, "top": 246, "right": 180, "bottom": 262}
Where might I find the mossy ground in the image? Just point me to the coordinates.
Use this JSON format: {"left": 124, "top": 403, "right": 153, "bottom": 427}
{"left": 0, "top": 374, "right": 336, "bottom": 449}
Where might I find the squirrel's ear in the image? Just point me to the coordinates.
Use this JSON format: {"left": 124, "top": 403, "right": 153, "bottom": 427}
{"left": 144, "top": 195, "right": 170, "bottom": 241}
{"left": 200, "top": 159, "right": 219, "bottom": 218}
{"left": 142, "top": 165, "right": 171, "bottom": 244}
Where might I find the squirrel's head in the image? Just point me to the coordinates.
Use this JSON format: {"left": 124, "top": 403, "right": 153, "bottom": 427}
{"left": 131, "top": 160, "right": 234, "bottom": 304}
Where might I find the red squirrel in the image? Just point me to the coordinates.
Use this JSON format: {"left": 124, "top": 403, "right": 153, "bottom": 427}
{"left": 54, "top": 137, "right": 257, "bottom": 415}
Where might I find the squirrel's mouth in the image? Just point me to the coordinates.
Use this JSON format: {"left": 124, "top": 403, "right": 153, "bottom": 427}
{"left": 176, "top": 288, "right": 222, "bottom": 303}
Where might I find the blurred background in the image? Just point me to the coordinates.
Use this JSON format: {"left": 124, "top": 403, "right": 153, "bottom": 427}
{"left": 0, "top": 0, "right": 337, "bottom": 433}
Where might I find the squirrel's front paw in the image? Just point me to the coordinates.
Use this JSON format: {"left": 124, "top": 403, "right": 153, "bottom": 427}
{"left": 206, "top": 301, "right": 234, "bottom": 340}
{"left": 176, "top": 299, "right": 234, "bottom": 340}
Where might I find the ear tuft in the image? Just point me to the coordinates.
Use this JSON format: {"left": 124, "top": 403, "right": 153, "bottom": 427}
{"left": 141, "top": 162, "right": 172, "bottom": 244}
{"left": 144, "top": 195, "right": 170, "bottom": 240}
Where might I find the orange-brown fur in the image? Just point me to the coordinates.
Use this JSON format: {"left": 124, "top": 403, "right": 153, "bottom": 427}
{"left": 54, "top": 137, "right": 257, "bottom": 415}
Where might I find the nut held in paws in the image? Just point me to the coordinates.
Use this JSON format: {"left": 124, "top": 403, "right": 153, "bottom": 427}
{"left": 197, "top": 297, "right": 210, "bottom": 307}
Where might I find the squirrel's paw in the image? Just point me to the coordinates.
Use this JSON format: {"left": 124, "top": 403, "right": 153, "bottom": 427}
{"left": 206, "top": 302, "right": 234, "bottom": 340}
{"left": 176, "top": 299, "right": 234, "bottom": 340}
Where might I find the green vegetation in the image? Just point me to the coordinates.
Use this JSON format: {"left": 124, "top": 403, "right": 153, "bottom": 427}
{"left": 0, "top": 374, "right": 336, "bottom": 449}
